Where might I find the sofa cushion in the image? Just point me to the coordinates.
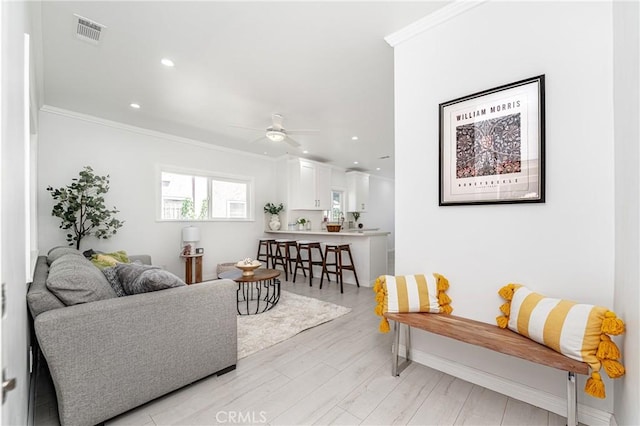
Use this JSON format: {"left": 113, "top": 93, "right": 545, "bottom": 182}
{"left": 47, "top": 246, "right": 84, "bottom": 266}
{"left": 46, "top": 254, "right": 117, "bottom": 305}
{"left": 27, "top": 257, "right": 66, "bottom": 317}
{"left": 115, "top": 263, "right": 186, "bottom": 295}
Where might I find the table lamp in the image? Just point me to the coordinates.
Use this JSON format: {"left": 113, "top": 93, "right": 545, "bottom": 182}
{"left": 181, "top": 226, "right": 200, "bottom": 255}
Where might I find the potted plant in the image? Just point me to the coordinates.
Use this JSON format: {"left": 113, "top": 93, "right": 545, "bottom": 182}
{"left": 297, "top": 217, "right": 308, "bottom": 231}
{"left": 47, "top": 166, "right": 124, "bottom": 249}
{"left": 264, "top": 202, "right": 284, "bottom": 230}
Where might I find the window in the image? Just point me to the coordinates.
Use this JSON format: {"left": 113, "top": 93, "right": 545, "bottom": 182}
{"left": 160, "top": 169, "right": 253, "bottom": 221}
{"left": 326, "top": 190, "right": 345, "bottom": 221}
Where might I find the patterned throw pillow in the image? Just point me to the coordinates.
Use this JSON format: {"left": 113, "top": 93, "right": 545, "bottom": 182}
{"left": 115, "top": 263, "right": 186, "bottom": 295}
{"left": 373, "top": 273, "right": 453, "bottom": 333}
{"left": 496, "top": 284, "right": 625, "bottom": 398}
{"left": 101, "top": 266, "right": 127, "bottom": 297}
{"left": 91, "top": 250, "right": 130, "bottom": 269}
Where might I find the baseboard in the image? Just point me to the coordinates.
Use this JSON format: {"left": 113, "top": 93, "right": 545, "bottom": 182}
{"left": 400, "top": 345, "right": 613, "bottom": 426}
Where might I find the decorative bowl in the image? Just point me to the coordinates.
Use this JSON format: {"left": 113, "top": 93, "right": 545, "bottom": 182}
{"left": 235, "top": 260, "right": 262, "bottom": 276}
{"left": 326, "top": 223, "right": 342, "bottom": 232}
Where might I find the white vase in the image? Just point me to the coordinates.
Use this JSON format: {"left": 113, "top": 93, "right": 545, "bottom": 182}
{"left": 268, "top": 214, "right": 281, "bottom": 231}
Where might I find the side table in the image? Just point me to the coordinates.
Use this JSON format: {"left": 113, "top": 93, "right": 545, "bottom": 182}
{"left": 180, "top": 253, "right": 203, "bottom": 284}
{"left": 218, "top": 268, "right": 281, "bottom": 315}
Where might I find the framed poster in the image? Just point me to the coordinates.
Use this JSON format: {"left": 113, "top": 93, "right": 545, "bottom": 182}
{"left": 439, "top": 75, "right": 545, "bottom": 206}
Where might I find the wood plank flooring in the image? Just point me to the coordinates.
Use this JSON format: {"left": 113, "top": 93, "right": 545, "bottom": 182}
{"left": 35, "top": 272, "right": 570, "bottom": 426}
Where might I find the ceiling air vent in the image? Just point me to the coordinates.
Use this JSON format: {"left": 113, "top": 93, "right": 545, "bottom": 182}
{"left": 74, "top": 14, "right": 106, "bottom": 44}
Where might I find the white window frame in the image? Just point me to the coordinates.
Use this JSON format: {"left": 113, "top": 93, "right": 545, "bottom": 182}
{"left": 157, "top": 165, "right": 255, "bottom": 222}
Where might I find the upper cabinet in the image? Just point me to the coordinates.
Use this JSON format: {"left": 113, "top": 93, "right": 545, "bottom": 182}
{"left": 288, "top": 158, "right": 331, "bottom": 210}
{"left": 347, "top": 171, "right": 369, "bottom": 212}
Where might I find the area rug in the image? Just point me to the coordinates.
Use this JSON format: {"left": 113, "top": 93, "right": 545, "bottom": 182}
{"left": 237, "top": 291, "right": 351, "bottom": 359}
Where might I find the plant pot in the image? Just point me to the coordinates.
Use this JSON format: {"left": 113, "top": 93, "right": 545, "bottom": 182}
{"left": 269, "top": 214, "right": 281, "bottom": 231}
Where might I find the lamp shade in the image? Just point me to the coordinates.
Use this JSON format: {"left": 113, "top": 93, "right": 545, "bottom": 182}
{"left": 182, "top": 226, "right": 200, "bottom": 243}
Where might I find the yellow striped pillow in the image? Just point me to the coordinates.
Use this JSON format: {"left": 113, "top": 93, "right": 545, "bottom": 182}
{"left": 374, "top": 273, "right": 453, "bottom": 333}
{"left": 497, "top": 284, "right": 625, "bottom": 399}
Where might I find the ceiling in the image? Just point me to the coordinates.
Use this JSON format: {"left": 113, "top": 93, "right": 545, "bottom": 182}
{"left": 37, "top": 1, "right": 448, "bottom": 178}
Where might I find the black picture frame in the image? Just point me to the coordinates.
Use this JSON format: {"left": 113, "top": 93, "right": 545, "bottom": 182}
{"left": 439, "top": 75, "right": 545, "bottom": 206}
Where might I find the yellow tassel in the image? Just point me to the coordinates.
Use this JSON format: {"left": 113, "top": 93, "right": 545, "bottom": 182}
{"left": 601, "top": 311, "right": 625, "bottom": 335}
{"left": 438, "top": 292, "right": 451, "bottom": 306}
{"left": 440, "top": 304, "right": 453, "bottom": 314}
{"left": 373, "top": 277, "right": 383, "bottom": 293}
{"left": 435, "top": 273, "right": 449, "bottom": 291}
{"left": 499, "top": 302, "right": 510, "bottom": 316}
{"left": 596, "top": 335, "right": 621, "bottom": 360}
{"left": 584, "top": 371, "right": 606, "bottom": 399}
{"left": 379, "top": 317, "right": 390, "bottom": 333}
{"left": 374, "top": 304, "right": 383, "bottom": 316}
{"left": 496, "top": 315, "right": 509, "bottom": 329}
{"left": 498, "top": 284, "right": 516, "bottom": 301}
{"left": 375, "top": 291, "right": 384, "bottom": 303}
{"left": 602, "top": 359, "right": 625, "bottom": 378}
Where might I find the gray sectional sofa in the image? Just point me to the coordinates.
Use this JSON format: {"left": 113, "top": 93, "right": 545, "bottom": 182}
{"left": 27, "top": 248, "right": 238, "bottom": 426}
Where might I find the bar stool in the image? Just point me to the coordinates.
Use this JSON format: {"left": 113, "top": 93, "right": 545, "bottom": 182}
{"left": 270, "top": 239, "right": 297, "bottom": 281}
{"left": 320, "top": 243, "right": 360, "bottom": 293}
{"left": 293, "top": 240, "right": 328, "bottom": 286}
{"left": 256, "top": 238, "right": 275, "bottom": 266}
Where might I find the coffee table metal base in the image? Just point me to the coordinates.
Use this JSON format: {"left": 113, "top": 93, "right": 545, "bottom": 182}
{"left": 218, "top": 269, "right": 282, "bottom": 315}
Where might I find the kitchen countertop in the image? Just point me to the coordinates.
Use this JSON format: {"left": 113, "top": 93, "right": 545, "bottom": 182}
{"left": 265, "top": 229, "right": 390, "bottom": 237}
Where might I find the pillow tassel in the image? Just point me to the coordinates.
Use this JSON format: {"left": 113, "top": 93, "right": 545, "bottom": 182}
{"left": 440, "top": 304, "right": 453, "bottom": 314}
{"left": 585, "top": 371, "right": 606, "bottom": 399}
{"left": 601, "top": 311, "right": 625, "bottom": 335}
{"left": 434, "top": 273, "right": 449, "bottom": 291}
{"left": 499, "top": 302, "right": 510, "bottom": 316}
{"left": 602, "top": 359, "right": 625, "bottom": 378}
{"left": 496, "top": 315, "right": 509, "bottom": 329}
{"left": 438, "top": 291, "right": 451, "bottom": 306}
{"left": 379, "top": 316, "right": 390, "bottom": 333}
{"left": 498, "top": 284, "right": 517, "bottom": 301}
{"left": 596, "top": 335, "right": 621, "bottom": 360}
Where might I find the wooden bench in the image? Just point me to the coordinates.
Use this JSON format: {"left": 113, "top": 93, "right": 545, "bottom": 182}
{"left": 385, "top": 312, "right": 589, "bottom": 426}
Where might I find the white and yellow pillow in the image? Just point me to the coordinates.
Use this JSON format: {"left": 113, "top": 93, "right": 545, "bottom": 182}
{"left": 497, "top": 284, "right": 625, "bottom": 399}
{"left": 374, "top": 273, "right": 453, "bottom": 333}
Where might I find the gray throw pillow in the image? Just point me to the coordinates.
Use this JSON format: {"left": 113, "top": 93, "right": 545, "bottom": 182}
{"left": 46, "top": 254, "right": 117, "bottom": 305}
{"left": 47, "top": 246, "right": 84, "bottom": 266}
{"left": 115, "top": 263, "right": 186, "bottom": 295}
{"left": 102, "top": 266, "right": 127, "bottom": 297}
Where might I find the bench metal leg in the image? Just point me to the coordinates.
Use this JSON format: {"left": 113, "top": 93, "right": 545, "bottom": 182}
{"left": 392, "top": 321, "right": 411, "bottom": 376}
{"left": 567, "top": 372, "right": 577, "bottom": 426}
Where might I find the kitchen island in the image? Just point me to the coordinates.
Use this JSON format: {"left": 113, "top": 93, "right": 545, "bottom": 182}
{"left": 264, "top": 229, "right": 390, "bottom": 287}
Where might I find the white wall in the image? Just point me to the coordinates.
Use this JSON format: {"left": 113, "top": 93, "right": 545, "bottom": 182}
{"left": 394, "top": 0, "right": 615, "bottom": 417}
{"left": 366, "top": 175, "right": 395, "bottom": 252}
{"left": 612, "top": 1, "right": 640, "bottom": 425}
{"left": 38, "top": 109, "right": 277, "bottom": 281}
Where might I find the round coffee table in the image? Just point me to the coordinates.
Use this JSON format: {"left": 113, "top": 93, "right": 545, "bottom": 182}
{"left": 218, "top": 268, "right": 281, "bottom": 315}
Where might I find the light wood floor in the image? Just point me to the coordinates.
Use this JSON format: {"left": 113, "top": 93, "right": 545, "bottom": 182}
{"left": 35, "top": 274, "right": 569, "bottom": 426}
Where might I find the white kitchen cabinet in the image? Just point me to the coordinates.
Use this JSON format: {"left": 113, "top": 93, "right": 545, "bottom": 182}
{"left": 347, "top": 171, "right": 369, "bottom": 212}
{"left": 289, "top": 158, "right": 331, "bottom": 210}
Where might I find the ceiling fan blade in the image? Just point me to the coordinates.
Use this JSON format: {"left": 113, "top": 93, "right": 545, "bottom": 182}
{"left": 285, "top": 136, "right": 301, "bottom": 147}
{"left": 249, "top": 136, "right": 268, "bottom": 144}
{"left": 287, "top": 129, "right": 320, "bottom": 135}
{"left": 229, "top": 124, "right": 264, "bottom": 132}
{"left": 272, "top": 113, "right": 284, "bottom": 130}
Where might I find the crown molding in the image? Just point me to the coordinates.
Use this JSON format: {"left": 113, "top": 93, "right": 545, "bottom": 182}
{"left": 384, "top": 0, "right": 487, "bottom": 47}
{"left": 39, "top": 105, "right": 277, "bottom": 161}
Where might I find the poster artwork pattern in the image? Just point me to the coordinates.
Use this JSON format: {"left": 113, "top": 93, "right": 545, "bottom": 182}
{"left": 455, "top": 113, "right": 521, "bottom": 178}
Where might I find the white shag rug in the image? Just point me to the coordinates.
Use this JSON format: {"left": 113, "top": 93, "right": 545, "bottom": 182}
{"left": 237, "top": 291, "right": 351, "bottom": 359}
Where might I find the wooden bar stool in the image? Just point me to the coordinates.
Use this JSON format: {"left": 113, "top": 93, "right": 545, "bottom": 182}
{"left": 256, "top": 238, "right": 275, "bottom": 266}
{"left": 320, "top": 243, "right": 360, "bottom": 293}
{"left": 293, "top": 240, "right": 328, "bottom": 286}
{"left": 270, "top": 239, "right": 297, "bottom": 281}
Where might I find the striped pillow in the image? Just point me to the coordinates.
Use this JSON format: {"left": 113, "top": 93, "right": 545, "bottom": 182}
{"left": 374, "top": 273, "right": 453, "bottom": 333}
{"left": 497, "top": 284, "right": 625, "bottom": 399}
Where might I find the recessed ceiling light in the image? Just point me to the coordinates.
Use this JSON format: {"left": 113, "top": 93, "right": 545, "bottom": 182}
{"left": 263, "top": 152, "right": 268, "bottom": 155}
{"left": 376, "top": 167, "right": 381, "bottom": 171}
{"left": 130, "top": 103, "right": 140, "bottom": 109}
{"left": 351, "top": 136, "right": 359, "bottom": 141}
{"left": 161, "top": 58, "right": 174, "bottom": 67}
{"left": 353, "top": 161, "right": 359, "bottom": 165}
{"left": 303, "top": 150, "right": 309, "bottom": 154}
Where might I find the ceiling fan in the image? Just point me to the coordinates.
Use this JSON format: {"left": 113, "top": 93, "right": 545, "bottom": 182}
{"left": 230, "top": 113, "right": 319, "bottom": 148}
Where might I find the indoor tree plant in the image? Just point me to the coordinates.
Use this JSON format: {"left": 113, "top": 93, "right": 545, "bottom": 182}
{"left": 47, "top": 166, "right": 124, "bottom": 249}
{"left": 264, "top": 202, "right": 284, "bottom": 231}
